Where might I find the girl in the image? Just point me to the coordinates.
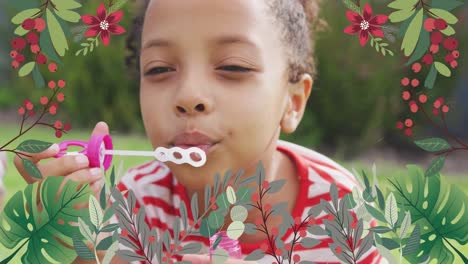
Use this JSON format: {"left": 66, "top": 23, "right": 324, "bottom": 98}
{"left": 17, "top": 0, "right": 383, "bottom": 263}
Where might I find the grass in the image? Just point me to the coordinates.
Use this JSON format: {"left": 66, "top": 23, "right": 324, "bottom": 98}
{"left": 0, "top": 122, "right": 466, "bottom": 263}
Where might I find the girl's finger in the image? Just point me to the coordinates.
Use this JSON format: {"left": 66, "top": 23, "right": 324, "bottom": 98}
{"left": 38, "top": 154, "right": 90, "bottom": 178}
{"left": 14, "top": 144, "right": 60, "bottom": 183}
{"left": 92, "top": 121, "right": 109, "bottom": 135}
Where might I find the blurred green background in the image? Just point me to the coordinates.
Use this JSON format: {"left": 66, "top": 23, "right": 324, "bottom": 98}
{"left": 0, "top": 0, "right": 467, "bottom": 262}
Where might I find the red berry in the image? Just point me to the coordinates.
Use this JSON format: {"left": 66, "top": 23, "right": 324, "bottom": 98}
{"left": 12, "top": 60, "right": 20, "bottom": 69}
{"left": 251, "top": 192, "right": 259, "bottom": 202}
{"left": 260, "top": 243, "right": 268, "bottom": 252}
{"left": 262, "top": 181, "right": 269, "bottom": 189}
{"left": 445, "top": 53, "right": 455, "bottom": 63}
{"left": 327, "top": 214, "right": 335, "bottom": 221}
{"left": 132, "top": 207, "right": 139, "bottom": 214}
{"left": 28, "top": 110, "right": 35, "bottom": 117}
{"left": 48, "top": 63, "right": 57, "bottom": 72}
{"left": 57, "top": 93, "right": 65, "bottom": 102}
{"left": 433, "top": 108, "right": 439, "bottom": 115}
{"left": 404, "top": 128, "right": 412, "bottom": 137}
{"left": 419, "top": 94, "right": 427, "bottom": 103}
{"left": 335, "top": 246, "right": 343, "bottom": 254}
{"left": 411, "top": 79, "right": 419, "bottom": 87}
{"left": 412, "top": 62, "right": 422, "bottom": 73}
{"left": 293, "top": 254, "right": 301, "bottom": 262}
{"left": 10, "top": 50, "right": 18, "bottom": 58}
{"left": 40, "top": 96, "right": 48, "bottom": 105}
{"left": 275, "top": 248, "right": 282, "bottom": 256}
{"left": 271, "top": 227, "right": 279, "bottom": 236}
{"left": 300, "top": 230, "right": 307, "bottom": 237}
{"left": 434, "top": 97, "right": 444, "bottom": 109}
{"left": 48, "top": 80, "right": 56, "bottom": 89}
{"left": 54, "top": 120, "right": 62, "bottom": 129}
{"left": 58, "top": 80, "right": 66, "bottom": 88}
{"left": 401, "top": 77, "right": 410, "bottom": 86}
{"left": 64, "top": 122, "right": 72, "bottom": 131}
{"left": 443, "top": 37, "right": 458, "bottom": 51}
{"left": 452, "top": 50, "right": 459, "bottom": 58}
{"left": 294, "top": 217, "right": 302, "bottom": 226}
{"left": 36, "top": 54, "right": 47, "bottom": 64}
{"left": 11, "top": 37, "right": 26, "bottom": 51}
{"left": 422, "top": 54, "right": 433, "bottom": 65}
{"left": 15, "top": 54, "right": 25, "bottom": 64}
{"left": 450, "top": 60, "right": 458, "bottom": 69}
{"left": 149, "top": 236, "right": 155, "bottom": 243}
{"left": 404, "top": 119, "right": 413, "bottom": 128}
{"left": 25, "top": 101, "right": 33, "bottom": 110}
{"left": 308, "top": 218, "right": 316, "bottom": 225}
{"left": 34, "top": 18, "right": 46, "bottom": 32}
{"left": 410, "top": 104, "right": 419, "bottom": 113}
{"left": 430, "top": 32, "right": 443, "bottom": 45}
{"left": 402, "top": 91, "right": 411, "bottom": 101}
{"left": 26, "top": 31, "right": 39, "bottom": 44}
{"left": 396, "top": 121, "right": 404, "bottom": 130}
{"left": 162, "top": 257, "right": 167, "bottom": 263}
{"left": 255, "top": 218, "right": 263, "bottom": 226}
{"left": 18, "top": 107, "right": 25, "bottom": 115}
{"left": 49, "top": 105, "right": 57, "bottom": 115}
{"left": 442, "top": 105, "right": 449, "bottom": 113}
{"left": 434, "top": 18, "right": 448, "bottom": 30}
{"left": 351, "top": 221, "right": 358, "bottom": 229}
{"left": 55, "top": 130, "right": 62, "bottom": 138}
{"left": 22, "top": 18, "right": 35, "bottom": 30}
{"left": 211, "top": 204, "right": 217, "bottom": 210}
{"left": 30, "top": 44, "right": 41, "bottom": 54}
{"left": 285, "top": 243, "right": 292, "bottom": 251}
{"left": 264, "top": 203, "right": 272, "bottom": 211}
{"left": 423, "top": 18, "right": 435, "bottom": 32}
{"left": 429, "top": 44, "right": 439, "bottom": 54}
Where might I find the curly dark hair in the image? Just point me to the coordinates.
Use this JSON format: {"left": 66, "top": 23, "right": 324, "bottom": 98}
{"left": 125, "top": 0, "right": 323, "bottom": 83}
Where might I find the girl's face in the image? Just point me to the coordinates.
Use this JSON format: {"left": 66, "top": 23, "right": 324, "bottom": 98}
{"left": 139, "top": 0, "right": 307, "bottom": 185}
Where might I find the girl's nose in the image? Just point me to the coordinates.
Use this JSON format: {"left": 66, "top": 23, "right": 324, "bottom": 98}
{"left": 176, "top": 103, "right": 205, "bottom": 114}
{"left": 174, "top": 89, "right": 213, "bottom": 116}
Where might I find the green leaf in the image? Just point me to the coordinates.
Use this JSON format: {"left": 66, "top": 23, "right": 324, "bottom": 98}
{"left": 431, "top": 0, "right": 463, "bottom": 11}
{"left": 212, "top": 234, "right": 223, "bottom": 250}
{"left": 370, "top": 226, "right": 392, "bottom": 234}
{"left": 216, "top": 193, "right": 230, "bottom": 211}
{"left": 72, "top": 234, "right": 95, "bottom": 259}
{"left": 406, "top": 21, "right": 430, "bottom": 66}
{"left": 389, "top": 9, "right": 415, "bottom": 23}
{"left": 365, "top": 203, "right": 386, "bottom": 223}
{"left": 227, "top": 221, "right": 245, "bottom": 240}
{"left": 399, "top": 211, "right": 411, "bottom": 239}
{"left": 78, "top": 217, "right": 94, "bottom": 242}
{"left": 235, "top": 187, "right": 252, "bottom": 204}
{"left": 199, "top": 218, "right": 216, "bottom": 238}
{"left": 204, "top": 184, "right": 211, "bottom": 210}
{"left": 300, "top": 237, "right": 320, "bottom": 248}
{"left": 11, "top": 8, "right": 40, "bottom": 24}
{"left": 441, "top": 25, "right": 456, "bottom": 36}
{"left": 208, "top": 210, "right": 223, "bottom": 229}
{"left": 89, "top": 195, "right": 103, "bottom": 229}
{"left": 402, "top": 225, "right": 420, "bottom": 256}
{"left": 22, "top": 158, "right": 42, "bottom": 179}
{"left": 434, "top": 62, "right": 451, "bottom": 77}
{"left": 190, "top": 192, "right": 198, "bottom": 220}
{"left": 16, "top": 140, "right": 53, "bottom": 153}
{"left": 381, "top": 238, "right": 400, "bottom": 250}
{"left": 244, "top": 249, "right": 264, "bottom": 260}
{"left": 424, "top": 64, "right": 438, "bottom": 89}
{"left": 100, "top": 184, "right": 107, "bottom": 209}
{"left": 212, "top": 248, "right": 229, "bottom": 263}
{"left": 344, "top": 193, "right": 357, "bottom": 209}
{"left": 230, "top": 205, "right": 248, "bottom": 222}
{"left": 389, "top": 165, "right": 467, "bottom": 263}
{"left": 376, "top": 244, "right": 398, "bottom": 264}
{"left": 244, "top": 223, "right": 257, "bottom": 234}
{"left": 425, "top": 156, "right": 446, "bottom": 177}
{"left": 46, "top": 9, "right": 68, "bottom": 57}
{"left": 14, "top": 24, "right": 29, "bottom": 36}
{"left": 32, "top": 65, "right": 45, "bottom": 88}
{"left": 401, "top": 9, "right": 423, "bottom": 57}
{"left": 226, "top": 186, "right": 236, "bottom": 205}
{"left": 0, "top": 177, "right": 91, "bottom": 263}
{"left": 268, "top": 179, "right": 286, "bottom": 194}
{"left": 387, "top": 0, "right": 419, "bottom": 10}
{"left": 53, "top": 0, "right": 82, "bottom": 10}
{"left": 342, "top": 0, "right": 361, "bottom": 13}
{"left": 118, "top": 250, "right": 147, "bottom": 262}
{"left": 110, "top": 166, "right": 116, "bottom": 187}
{"left": 178, "top": 243, "right": 202, "bottom": 254}
{"left": 356, "top": 232, "right": 374, "bottom": 260}
{"left": 429, "top": 8, "right": 458, "bottom": 24}
{"left": 330, "top": 182, "right": 339, "bottom": 209}
{"left": 414, "top": 138, "right": 451, "bottom": 152}
{"left": 307, "top": 225, "right": 327, "bottom": 236}
{"left": 180, "top": 201, "right": 188, "bottom": 229}
{"left": 40, "top": 26, "right": 63, "bottom": 65}
{"left": 108, "top": 0, "right": 129, "bottom": 13}
{"left": 55, "top": 9, "right": 81, "bottom": 23}
{"left": 100, "top": 223, "right": 119, "bottom": 233}
{"left": 18, "top": 62, "right": 36, "bottom": 77}
{"left": 96, "top": 235, "right": 114, "bottom": 250}
{"left": 385, "top": 193, "right": 398, "bottom": 228}
{"left": 102, "top": 240, "right": 119, "bottom": 264}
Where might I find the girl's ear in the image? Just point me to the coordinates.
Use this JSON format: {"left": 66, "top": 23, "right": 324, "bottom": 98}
{"left": 280, "top": 73, "right": 313, "bottom": 133}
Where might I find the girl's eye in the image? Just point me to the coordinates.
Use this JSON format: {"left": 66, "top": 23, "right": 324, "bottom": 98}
{"left": 144, "top": 67, "right": 175, "bottom": 76}
{"left": 218, "top": 65, "right": 252, "bottom": 72}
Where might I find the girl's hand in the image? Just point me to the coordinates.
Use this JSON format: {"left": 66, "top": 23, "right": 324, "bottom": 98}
{"left": 14, "top": 121, "right": 109, "bottom": 205}
{"left": 182, "top": 254, "right": 258, "bottom": 264}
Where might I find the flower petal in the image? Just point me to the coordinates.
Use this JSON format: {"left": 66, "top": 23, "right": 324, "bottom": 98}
{"left": 100, "top": 30, "right": 110, "bottom": 46}
{"left": 369, "top": 26, "right": 384, "bottom": 38}
{"left": 81, "top": 15, "right": 100, "bottom": 25}
{"left": 107, "top": 10, "right": 123, "bottom": 24}
{"left": 108, "top": 24, "right": 126, "bottom": 35}
{"left": 96, "top": 3, "right": 107, "bottom": 21}
{"left": 359, "top": 30, "right": 369, "bottom": 46}
{"left": 362, "top": 3, "right": 373, "bottom": 21}
{"left": 370, "top": 15, "right": 388, "bottom": 25}
{"left": 85, "top": 26, "right": 101, "bottom": 37}
{"left": 346, "top": 10, "right": 363, "bottom": 24}
{"left": 344, "top": 25, "right": 361, "bottom": 35}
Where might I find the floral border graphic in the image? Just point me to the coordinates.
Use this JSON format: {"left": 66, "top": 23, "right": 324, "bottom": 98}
{"left": 1, "top": 0, "right": 467, "bottom": 263}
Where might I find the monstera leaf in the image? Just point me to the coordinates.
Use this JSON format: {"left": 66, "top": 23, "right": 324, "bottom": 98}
{"left": 0, "top": 176, "right": 91, "bottom": 263}
{"left": 388, "top": 165, "right": 467, "bottom": 263}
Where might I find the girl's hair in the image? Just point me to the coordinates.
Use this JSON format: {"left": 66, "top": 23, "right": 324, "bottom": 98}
{"left": 125, "top": 0, "right": 323, "bottom": 83}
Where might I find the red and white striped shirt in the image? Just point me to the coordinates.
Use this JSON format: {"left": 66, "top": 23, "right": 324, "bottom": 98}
{"left": 110, "top": 140, "right": 384, "bottom": 264}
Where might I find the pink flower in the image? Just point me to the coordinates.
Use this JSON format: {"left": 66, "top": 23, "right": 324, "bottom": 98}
{"left": 81, "top": 3, "right": 126, "bottom": 46}
{"left": 343, "top": 4, "right": 388, "bottom": 46}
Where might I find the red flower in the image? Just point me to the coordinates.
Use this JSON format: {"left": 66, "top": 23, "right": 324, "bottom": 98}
{"left": 81, "top": 3, "right": 126, "bottom": 46}
{"left": 344, "top": 4, "right": 388, "bottom": 46}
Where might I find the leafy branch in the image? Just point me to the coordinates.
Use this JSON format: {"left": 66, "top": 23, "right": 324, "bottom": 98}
{"left": 370, "top": 37, "right": 394, "bottom": 56}
{"left": 75, "top": 36, "right": 100, "bottom": 56}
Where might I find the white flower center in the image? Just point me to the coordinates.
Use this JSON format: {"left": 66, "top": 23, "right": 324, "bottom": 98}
{"left": 100, "top": 20, "right": 109, "bottom": 30}
{"left": 360, "top": 20, "right": 370, "bottom": 30}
